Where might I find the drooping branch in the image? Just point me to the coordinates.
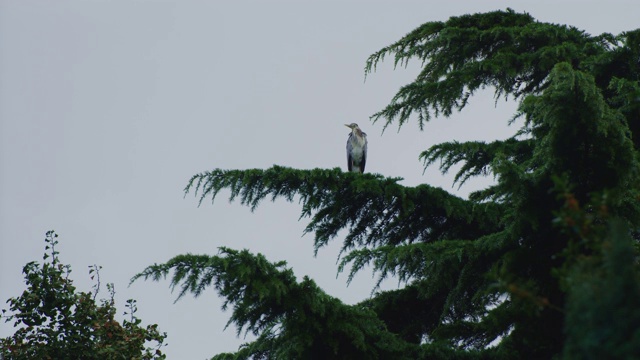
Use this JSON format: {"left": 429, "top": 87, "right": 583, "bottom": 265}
{"left": 132, "top": 248, "right": 415, "bottom": 359}
{"left": 420, "top": 138, "right": 534, "bottom": 188}
{"left": 132, "top": 248, "right": 296, "bottom": 336}
{"left": 184, "top": 167, "right": 501, "bottom": 258}
{"left": 365, "top": 9, "right": 599, "bottom": 129}
{"left": 338, "top": 230, "right": 507, "bottom": 287}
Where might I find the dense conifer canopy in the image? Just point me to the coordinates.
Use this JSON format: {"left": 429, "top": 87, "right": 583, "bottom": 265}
{"left": 133, "top": 9, "right": 640, "bottom": 359}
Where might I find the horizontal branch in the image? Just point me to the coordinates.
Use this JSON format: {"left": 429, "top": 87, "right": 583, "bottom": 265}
{"left": 184, "top": 166, "right": 501, "bottom": 258}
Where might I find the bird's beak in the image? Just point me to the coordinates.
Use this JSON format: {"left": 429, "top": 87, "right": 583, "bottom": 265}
{"left": 344, "top": 124, "right": 351, "bottom": 128}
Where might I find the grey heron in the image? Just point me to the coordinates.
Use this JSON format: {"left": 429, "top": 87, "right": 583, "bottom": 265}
{"left": 345, "top": 123, "right": 367, "bottom": 173}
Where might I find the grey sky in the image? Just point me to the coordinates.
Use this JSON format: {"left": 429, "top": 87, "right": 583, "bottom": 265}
{"left": 1, "top": 1, "right": 638, "bottom": 358}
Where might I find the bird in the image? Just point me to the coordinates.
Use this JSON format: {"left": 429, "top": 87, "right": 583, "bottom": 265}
{"left": 345, "top": 123, "right": 367, "bottom": 173}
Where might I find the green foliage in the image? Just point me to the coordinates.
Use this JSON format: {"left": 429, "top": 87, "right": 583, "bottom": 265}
{"left": 185, "top": 167, "right": 500, "bottom": 256}
{"left": 1, "top": 231, "right": 166, "bottom": 360}
{"left": 563, "top": 220, "right": 640, "bottom": 360}
{"left": 135, "top": 9, "right": 640, "bottom": 359}
{"left": 551, "top": 188, "right": 640, "bottom": 359}
{"left": 365, "top": 8, "right": 611, "bottom": 130}
{"left": 421, "top": 137, "right": 534, "bottom": 188}
{"left": 133, "top": 248, "right": 413, "bottom": 359}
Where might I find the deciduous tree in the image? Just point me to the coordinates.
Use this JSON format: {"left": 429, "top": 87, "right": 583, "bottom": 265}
{"left": 1, "top": 231, "right": 166, "bottom": 360}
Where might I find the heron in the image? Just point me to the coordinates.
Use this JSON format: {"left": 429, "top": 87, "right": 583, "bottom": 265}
{"left": 345, "top": 123, "right": 367, "bottom": 173}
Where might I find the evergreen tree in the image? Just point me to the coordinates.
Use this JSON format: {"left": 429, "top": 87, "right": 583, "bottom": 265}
{"left": 133, "top": 9, "right": 640, "bottom": 359}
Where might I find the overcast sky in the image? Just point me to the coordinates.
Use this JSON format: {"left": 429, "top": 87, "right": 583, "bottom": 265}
{"left": 1, "top": 1, "right": 638, "bottom": 358}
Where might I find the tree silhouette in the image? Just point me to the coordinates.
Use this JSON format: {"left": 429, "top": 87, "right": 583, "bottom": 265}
{"left": 1, "top": 231, "right": 166, "bottom": 360}
{"left": 133, "top": 9, "right": 640, "bottom": 359}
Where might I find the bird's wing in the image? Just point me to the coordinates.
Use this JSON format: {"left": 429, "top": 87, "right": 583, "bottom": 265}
{"left": 361, "top": 135, "right": 367, "bottom": 173}
{"left": 346, "top": 134, "right": 353, "bottom": 172}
